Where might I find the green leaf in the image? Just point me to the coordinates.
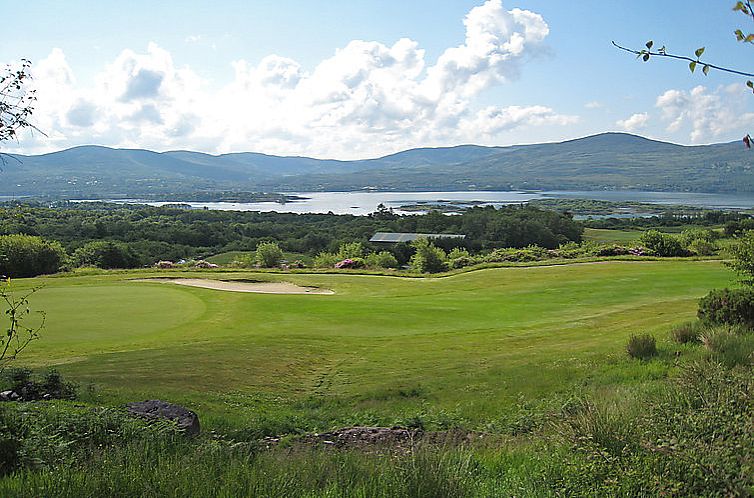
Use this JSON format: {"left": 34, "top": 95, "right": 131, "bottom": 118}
{"left": 695, "top": 47, "right": 705, "bottom": 58}
{"left": 643, "top": 53, "right": 650, "bottom": 62}
{"left": 747, "top": 80, "right": 753, "bottom": 88}
{"left": 689, "top": 61, "right": 697, "bottom": 73}
{"left": 645, "top": 40, "right": 653, "bottom": 50}
{"left": 703, "top": 64, "right": 710, "bottom": 76}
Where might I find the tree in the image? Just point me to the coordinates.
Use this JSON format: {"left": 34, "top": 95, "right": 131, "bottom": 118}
{"left": 639, "top": 230, "right": 687, "bottom": 257}
{"left": 0, "top": 278, "right": 44, "bottom": 372}
{"left": 255, "top": 241, "right": 284, "bottom": 268}
{"left": 614, "top": 3, "right": 754, "bottom": 106}
{"left": 0, "top": 234, "right": 66, "bottom": 278}
{"left": 0, "top": 59, "right": 37, "bottom": 155}
{"left": 72, "top": 240, "right": 140, "bottom": 269}
{"left": 409, "top": 237, "right": 448, "bottom": 273}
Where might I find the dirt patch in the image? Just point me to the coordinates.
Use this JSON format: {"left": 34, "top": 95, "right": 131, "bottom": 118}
{"left": 134, "top": 278, "right": 334, "bottom": 295}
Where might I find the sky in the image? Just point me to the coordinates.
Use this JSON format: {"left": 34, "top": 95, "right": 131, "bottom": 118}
{"left": 3, "top": 0, "right": 754, "bottom": 159}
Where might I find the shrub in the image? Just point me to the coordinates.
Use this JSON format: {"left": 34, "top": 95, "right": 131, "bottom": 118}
{"left": 639, "top": 230, "right": 687, "bottom": 257}
{"left": 335, "top": 242, "right": 364, "bottom": 260}
{"left": 725, "top": 230, "right": 754, "bottom": 283}
{"left": 313, "top": 252, "right": 339, "bottom": 268}
{"left": 1, "top": 368, "right": 76, "bottom": 400}
{"left": 595, "top": 244, "right": 631, "bottom": 256}
{"left": 409, "top": 238, "right": 447, "bottom": 273}
{"left": 626, "top": 334, "right": 657, "bottom": 360}
{"left": 447, "top": 247, "right": 471, "bottom": 260}
{"left": 73, "top": 240, "right": 140, "bottom": 269}
{"left": 364, "top": 251, "right": 399, "bottom": 269}
{"left": 255, "top": 242, "right": 283, "bottom": 268}
{"left": 699, "top": 327, "right": 754, "bottom": 368}
{"left": 557, "top": 362, "right": 754, "bottom": 496}
{"left": 334, "top": 258, "right": 363, "bottom": 269}
{"left": 483, "top": 245, "right": 548, "bottom": 263}
{"left": 669, "top": 321, "right": 702, "bottom": 344}
{"left": 698, "top": 287, "right": 754, "bottom": 326}
{"left": 0, "top": 235, "right": 66, "bottom": 278}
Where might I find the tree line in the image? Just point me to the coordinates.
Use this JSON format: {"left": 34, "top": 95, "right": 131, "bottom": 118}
{"left": 0, "top": 202, "right": 583, "bottom": 276}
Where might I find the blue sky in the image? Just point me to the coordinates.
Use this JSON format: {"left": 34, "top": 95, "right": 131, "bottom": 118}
{"left": 3, "top": 0, "right": 754, "bottom": 158}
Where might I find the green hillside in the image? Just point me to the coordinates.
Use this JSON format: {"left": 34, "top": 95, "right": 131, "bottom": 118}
{"left": 5, "top": 133, "right": 754, "bottom": 196}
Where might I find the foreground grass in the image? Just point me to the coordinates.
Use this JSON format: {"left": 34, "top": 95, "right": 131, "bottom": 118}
{"left": 1, "top": 359, "right": 750, "bottom": 497}
{"left": 8, "top": 260, "right": 732, "bottom": 433}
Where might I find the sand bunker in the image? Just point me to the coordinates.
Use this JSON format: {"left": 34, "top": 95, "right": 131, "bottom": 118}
{"left": 135, "top": 278, "right": 334, "bottom": 295}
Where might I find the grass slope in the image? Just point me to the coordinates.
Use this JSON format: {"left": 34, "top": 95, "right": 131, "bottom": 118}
{"left": 13, "top": 260, "right": 732, "bottom": 431}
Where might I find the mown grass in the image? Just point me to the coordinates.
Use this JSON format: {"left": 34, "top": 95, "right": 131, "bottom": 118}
{"left": 7, "top": 260, "right": 732, "bottom": 433}
{"left": 582, "top": 227, "right": 642, "bottom": 243}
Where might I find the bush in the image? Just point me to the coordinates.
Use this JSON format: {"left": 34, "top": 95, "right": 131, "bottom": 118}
{"left": 1, "top": 368, "right": 76, "bottom": 400}
{"left": 669, "top": 321, "right": 702, "bottom": 344}
{"left": 626, "top": 334, "right": 657, "bottom": 360}
{"left": 639, "top": 230, "right": 687, "bottom": 257}
{"left": 255, "top": 242, "right": 283, "bottom": 268}
{"left": 73, "top": 240, "right": 140, "bottom": 269}
{"left": 595, "top": 244, "right": 631, "bottom": 256}
{"left": 0, "top": 235, "right": 66, "bottom": 278}
{"left": 335, "top": 242, "right": 364, "bottom": 261}
{"left": 364, "top": 251, "right": 399, "bottom": 269}
{"left": 483, "top": 245, "right": 548, "bottom": 263}
{"left": 698, "top": 287, "right": 754, "bottom": 326}
{"left": 725, "top": 230, "right": 754, "bottom": 283}
{"left": 699, "top": 327, "right": 754, "bottom": 368}
{"left": 557, "top": 362, "right": 754, "bottom": 496}
{"left": 409, "top": 238, "right": 447, "bottom": 273}
{"left": 313, "top": 252, "right": 339, "bottom": 268}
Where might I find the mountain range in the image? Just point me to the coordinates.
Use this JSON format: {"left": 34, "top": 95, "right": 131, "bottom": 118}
{"left": 2, "top": 133, "right": 754, "bottom": 197}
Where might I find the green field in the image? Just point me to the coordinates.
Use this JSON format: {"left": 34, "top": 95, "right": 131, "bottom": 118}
{"left": 582, "top": 227, "right": 642, "bottom": 243}
{"left": 13, "top": 260, "right": 733, "bottom": 432}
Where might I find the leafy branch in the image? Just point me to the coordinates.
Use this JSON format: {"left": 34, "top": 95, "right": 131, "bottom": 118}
{"left": 613, "top": 2, "right": 754, "bottom": 92}
{"left": 0, "top": 278, "right": 45, "bottom": 372}
{"left": 612, "top": 41, "right": 754, "bottom": 79}
{"left": 0, "top": 59, "right": 38, "bottom": 143}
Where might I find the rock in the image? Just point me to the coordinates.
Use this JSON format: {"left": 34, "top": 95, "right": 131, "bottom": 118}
{"left": 0, "top": 390, "right": 15, "bottom": 401}
{"left": 126, "top": 400, "right": 200, "bottom": 436}
{"left": 42, "top": 393, "right": 52, "bottom": 400}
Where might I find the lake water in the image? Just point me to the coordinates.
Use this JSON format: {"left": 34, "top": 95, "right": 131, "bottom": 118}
{"left": 86, "top": 190, "right": 754, "bottom": 215}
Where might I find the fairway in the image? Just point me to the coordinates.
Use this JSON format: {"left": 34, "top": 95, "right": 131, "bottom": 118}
{"left": 15, "top": 260, "right": 734, "bottom": 429}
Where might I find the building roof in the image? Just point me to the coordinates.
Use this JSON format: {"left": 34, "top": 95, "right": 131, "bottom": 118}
{"left": 369, "top": 232, "right": 466, "bottom": 243}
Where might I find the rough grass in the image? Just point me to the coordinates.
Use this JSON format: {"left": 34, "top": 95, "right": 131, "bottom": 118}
{"left": 8, "top": 260, "right": 733, "bottom": 432}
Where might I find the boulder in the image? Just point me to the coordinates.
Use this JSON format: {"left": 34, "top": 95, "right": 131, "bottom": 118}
{"left": 0, "top": 390, "right": 16, "bottom": 402}
{"left": 126, "top": 400, "right": 200, "bottom": 436}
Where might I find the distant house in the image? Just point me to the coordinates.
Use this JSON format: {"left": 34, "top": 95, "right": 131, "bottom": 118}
{"left": 369, "top": 232, "right": 466, "bottom": 243}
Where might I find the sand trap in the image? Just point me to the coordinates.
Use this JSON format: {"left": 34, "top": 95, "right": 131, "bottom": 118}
{"left": 135, "top": 278, "right": 334, "bottom": 295}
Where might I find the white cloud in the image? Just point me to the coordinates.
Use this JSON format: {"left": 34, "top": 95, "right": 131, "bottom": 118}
{"left": 585, "top": 101, "right": 602, "bottom": 109}
{"left": 616, "top": 112, "right": 649, "bottom": 132}
{"left": 11, "top": 1, "right": 576, "bottom": 158}
{"left": 655, "top": 84, "right": 754, "bottom": 143}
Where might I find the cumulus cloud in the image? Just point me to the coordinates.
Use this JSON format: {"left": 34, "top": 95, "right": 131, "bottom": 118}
{"left": 13, "top": 0, "right": 577, "bottom": 158}
{"left": 655, "top": 84, "right": 754, "bottom": 143}
{"left": 616, "top": 112, "right": 649, "bottom": 132}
